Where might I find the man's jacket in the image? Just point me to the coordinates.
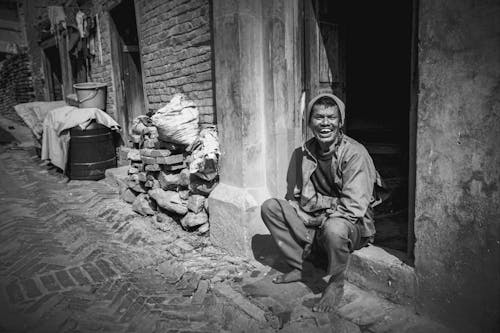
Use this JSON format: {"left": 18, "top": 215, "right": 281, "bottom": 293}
{"left": 285, "top": 135, "right": 384, "bottom": 238}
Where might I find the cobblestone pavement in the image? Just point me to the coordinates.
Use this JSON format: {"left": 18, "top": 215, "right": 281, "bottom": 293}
{"left": 0, "top": 146, "right": 271, "bottom": 333}
{"left": 0, "top": 145, "right": 450, "bottom": 333}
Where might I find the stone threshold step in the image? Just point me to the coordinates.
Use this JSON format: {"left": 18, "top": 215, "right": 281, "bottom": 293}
{"left": 347, "top": 244, "right": 415, "bottom": 306}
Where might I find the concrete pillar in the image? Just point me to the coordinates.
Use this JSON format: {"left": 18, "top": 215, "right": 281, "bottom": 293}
{"left": 208, "top": 0, "right": 303, "bottom": 257}
{"left": 208, "top": 0, "right": 270, "bottom": 257}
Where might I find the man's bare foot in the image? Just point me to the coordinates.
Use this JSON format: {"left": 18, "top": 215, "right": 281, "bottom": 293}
{"left": 312, "top": 278, "right": 344, "bottom": 312}
{"left": 272, "top": 268, "right": 302, "bottom": 284}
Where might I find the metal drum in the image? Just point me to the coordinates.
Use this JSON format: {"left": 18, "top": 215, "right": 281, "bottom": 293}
{"left": 68, "top": 124, "right": 116, "bottom": 180}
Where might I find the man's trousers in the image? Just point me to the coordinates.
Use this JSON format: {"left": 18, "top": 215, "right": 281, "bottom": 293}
{"left": 261, "top": 198, "right": 368, "bottom": 281}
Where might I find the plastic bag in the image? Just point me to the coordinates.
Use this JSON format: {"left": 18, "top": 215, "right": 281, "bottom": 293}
{"left": 151, "top": 94, "right": 199, "bottom": 145}
{"left": 189, "top": 127, "right": 220, "bottom": 181}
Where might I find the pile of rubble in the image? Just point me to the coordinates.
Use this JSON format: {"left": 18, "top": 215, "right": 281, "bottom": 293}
{"left": 119, "top": 95, "right": 219, "bottom": 235}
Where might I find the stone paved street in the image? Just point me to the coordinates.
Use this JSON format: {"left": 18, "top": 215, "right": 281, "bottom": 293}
{"left": 0, "top": 145, "right": 450, "bottom": 333}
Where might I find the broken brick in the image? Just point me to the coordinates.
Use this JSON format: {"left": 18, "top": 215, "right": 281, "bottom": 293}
{"left": 181, "top": 211, "right": 208, "bottom": 228}
{"left": 145, "top": 164, "right": 161, "bottom": 172}
{"left": 140, "top": 148, "right": 172, "bottom": 158}
{"left": 187, "top": 195, "right": 206, "bottom": 213}
{"left": 141, "top": 156, "right": 156, "bottom": 164}
{"left": 158, "top": 171, "right": 181, "bottom": 190}
{"left": 127, "top": 149, "right": 141, "bottom": 162}
{"left": 155, "top": 154, "right": 184, "bottom": 165}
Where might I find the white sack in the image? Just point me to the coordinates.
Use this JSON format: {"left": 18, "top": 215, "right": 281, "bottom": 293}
{"left": 151, "top": 94, "right": 199, "bottom": 145}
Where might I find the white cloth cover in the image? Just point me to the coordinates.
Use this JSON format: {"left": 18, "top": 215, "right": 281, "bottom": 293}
{"left": 41, "top": 106, "right": 120, "bottom": 172}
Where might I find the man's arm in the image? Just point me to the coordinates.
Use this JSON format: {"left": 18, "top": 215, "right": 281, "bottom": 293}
{"left": 327, "top": 149, "right": 375, "bottom": 225}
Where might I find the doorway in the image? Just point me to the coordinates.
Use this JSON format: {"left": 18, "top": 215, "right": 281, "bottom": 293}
{"left": 109, "top": 0, "right": 145, "bottom": 145}
{"left": 305, "top": 0, "right": 417, "bottom": 260}
{"left": 43, "top": 45, "right": 63, "bottom": 101}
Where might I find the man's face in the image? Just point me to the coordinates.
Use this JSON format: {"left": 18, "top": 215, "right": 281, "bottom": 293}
{"left": 309, "top": 104, "right": 341, "bottom": 146}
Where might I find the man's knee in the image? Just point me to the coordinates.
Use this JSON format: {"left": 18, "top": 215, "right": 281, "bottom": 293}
{"left": 321, "top": 219, "right": 350, "bottom": 248}
{"left": 261, "top": 198, "right": 281, "bottom": 220}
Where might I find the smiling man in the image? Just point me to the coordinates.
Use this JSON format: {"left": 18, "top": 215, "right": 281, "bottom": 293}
{"left": 261, "top": 93, "right": 382, "bottom": 312}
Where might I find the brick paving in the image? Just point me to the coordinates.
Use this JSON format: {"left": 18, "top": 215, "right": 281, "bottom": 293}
{"left": 0, "top": 145, "right": 451, "bottom": 333}
{"left": 0, "top": 146, "right": 270, "bottom": 332}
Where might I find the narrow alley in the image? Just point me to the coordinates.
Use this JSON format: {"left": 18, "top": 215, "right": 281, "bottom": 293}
{"left": 0, "top": 144, "right": 447, "bottom": 332}
{"left": 1, "top": 0, "right": 499, "bottom": 332}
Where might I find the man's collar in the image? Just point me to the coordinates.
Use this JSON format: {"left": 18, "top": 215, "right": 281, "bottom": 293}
{"left": 302, "top": 133, "right": 343, "bottom": 157}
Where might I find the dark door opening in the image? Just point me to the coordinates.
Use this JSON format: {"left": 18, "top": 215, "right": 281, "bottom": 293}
{"left": 109, "top": 0, "right": 145, "bottom": 145}
{"left": 305, "top": 0, "right": 416, "bottom": 261}
{"left": 43, "top": 46, "right": 63, "bottom": 101}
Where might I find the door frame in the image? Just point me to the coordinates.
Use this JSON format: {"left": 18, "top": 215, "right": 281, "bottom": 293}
{"left": 108, "top": 0, "right": 145, "bottom": 146}
{"left": 407, "top": 0, "right": 419, "bottom": 259}
{"left": 302, "top": 0, "right": 418, "bottom": 259}
{"left": 108, "top": 9, "right": 129, "bottom": 144}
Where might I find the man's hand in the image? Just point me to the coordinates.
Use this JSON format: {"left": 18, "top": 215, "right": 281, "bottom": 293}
{"left": 304, "top": 216, "right": 326, "bottom": 228}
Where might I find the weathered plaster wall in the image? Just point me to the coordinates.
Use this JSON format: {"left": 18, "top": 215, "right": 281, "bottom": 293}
{"left": 415, "top": 0, "right": 500, "bottom": 331}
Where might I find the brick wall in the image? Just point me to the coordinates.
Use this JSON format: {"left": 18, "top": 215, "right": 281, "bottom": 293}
{"left": 87, "top": 0, "right": 119, "bottom": 120}
{"left": 136, "top": 0, "right": 215, "bottom": 125}
{"left": 86, "top": 0, "right": 215, "bottom": 125}
{"left": 22, "top": 0, "right": 68, "bottom": 101}
{"left": 0, "top": 52, "right": 35, "bottom": 123}
{"left": 21, "top": 0, "right": 216, "bottom": 127}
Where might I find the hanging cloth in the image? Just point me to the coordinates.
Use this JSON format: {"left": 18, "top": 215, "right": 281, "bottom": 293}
{"left": 76, "top": 10, "right": 86, "bottom": 38}
{"left": 48, "top": 6, "right": 66, "bottom": 48}
{"left": 48, "top": 6, "right": 67, "bottom": 33}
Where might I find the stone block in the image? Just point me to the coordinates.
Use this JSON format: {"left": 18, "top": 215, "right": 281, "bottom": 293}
{"left": 208, "top": 183, "right": 270, "bottom": 257}
{"left": 149, "top": 188, "right": 188, "bottom": 215}
{"left": 140, "top": 148, "right": 172, "bottom": 157}
{"left": 346, "top": 245, "right": 416, "bottom": 306}
{"left": 137, "top": 172, "right": 147, "bottom": 183}
{"left": 187, "top": 194, "right": 206, "bottom": 213}
{"left": 197, "top": 223, "right": 209, "bottom": 234}
{"left": 158, "top": 171, "right": 181, "bottom": 190}
{"left": 181, "top": 211, "right": 208, "bottom": 228}
{"left": 104, "top": 166, "right": 129, "bottom": 190}
{"left": 120, "top": 188, "right": 137, "bottom": 204}
{"left": 179, "top": 168, "right": 190, "bottom": 187}
{"left": 145, "top": 164, "right": 161, "bottom": 172}
{"left": 127, "top": 149, "right": 141, "bottom": 162}
{"left": 132, "top": 193, "right": 156, "bottom": 216}
{"left": 155, "top": 154, "right": 184, "bottom": 165}
{"left": 141, "top": 156, "right": 156, "bottom": 164}
{"left": 127, "top": 175, "right": 146, "bottom": 193}
{"left": 128, "top": 167, "right": 139, "bottom": 174}
{"left": 143, "top": 138, "right": 158, "bottom": 148}
{"left": 179, "top": 189, "right": 190, "bottom": 200}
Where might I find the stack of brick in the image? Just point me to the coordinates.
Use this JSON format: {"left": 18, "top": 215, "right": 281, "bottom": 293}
{"left": 120, "top": 141, "right": 217, "bottom": 235}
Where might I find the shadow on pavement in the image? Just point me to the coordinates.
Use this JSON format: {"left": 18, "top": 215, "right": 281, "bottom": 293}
{"left": 0, "top": 126, "right": 16, "bottom": 144}
{"left": 248, "top": 234, "right": 329, "bottom": 301}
